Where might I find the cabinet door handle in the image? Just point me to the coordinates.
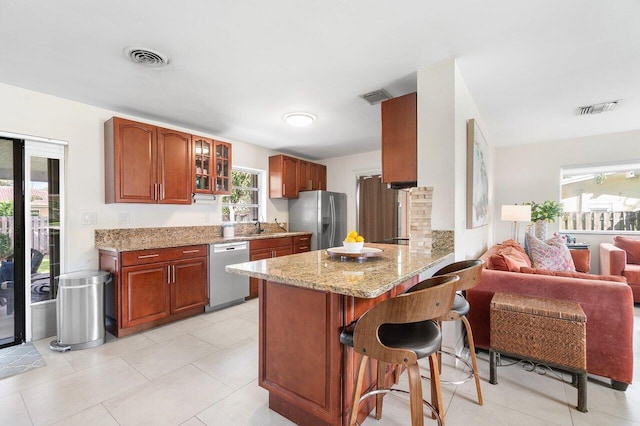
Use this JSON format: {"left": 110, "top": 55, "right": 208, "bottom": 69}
{"left": 182, "top": 249, "right": 200, "bottom": 254}
{"left": 160, "top": 183, "right": 164, "bottom": 200}
{"left": 167, "top": 265, "right": 172, "bottom": 283}
{"left": 137, "top": 254, "right": 160, "bottom": 259}
{"left": 172, "top": 265, "right": 176, "bottom": 284}
{"left": 282, "top": 184, "right": 286, "bottom": 195}
{"left": 153, "top": 183, "right": 158, "bottom": 200}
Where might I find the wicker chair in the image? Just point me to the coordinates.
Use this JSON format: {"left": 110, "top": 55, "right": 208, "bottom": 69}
{"left": 340, "top": 274, "right": 459, "bottom": 426}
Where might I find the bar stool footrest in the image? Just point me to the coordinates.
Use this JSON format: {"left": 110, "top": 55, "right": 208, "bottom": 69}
{"left": 356, "top": 387, "right": 443, "bottom": 426}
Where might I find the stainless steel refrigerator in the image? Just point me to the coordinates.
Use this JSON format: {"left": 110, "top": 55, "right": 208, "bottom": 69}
{"left": 289, "top": 191, "right": 347, "bottom": 250}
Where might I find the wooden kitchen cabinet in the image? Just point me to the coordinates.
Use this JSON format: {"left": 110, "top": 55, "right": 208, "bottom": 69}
{"left": 105, "top": 117, "right": 192, "bottom": 204}
{"left": 297, "top": 159, "right": 310, "bottom": 192}
{"left": 193, "top": 136, "right": 214, "bottom": 193}
{"left": 293, "top": 235, "right": 311, "bottom": 253}
{"left": 247, "top": 236, "right": 307, "bottom": 298}
{"left": 100, "top": 244, "right": 208, "bottom": 337}
{"left": 193, "top": 137, "right": 232, "bottom": 195}
{"left": 171, "top": 256, "right": 209, "bottom": 314}
{"left": 381, "top": 92, "right": 417, "bottom": 187}
{"left": 318, "top": 164, "right": 327, "bottom": 190}
{"left": 270, "top": 154, "right": 326, "bottom": 198}
{"left": 121, "top": 262, "right": 170, "bottom": 328}
{"left": 269, "top": 155, "right": 299, "bottom": 198}
{"left": 309, "top": 162, "right": 320, "bottom": 190}
{"left": 213, "top": 140, "right": 232, "bottom": 195}
{"left": 258, "top": 274, "right": 418, "bottom": 425}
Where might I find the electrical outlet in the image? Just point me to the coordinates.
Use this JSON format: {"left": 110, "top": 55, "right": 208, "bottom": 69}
{"left": 82, "top": 212, "right": 97, "bottom": 225}
{"left": 117, "top": 213, "right": 130, "bottom": 225}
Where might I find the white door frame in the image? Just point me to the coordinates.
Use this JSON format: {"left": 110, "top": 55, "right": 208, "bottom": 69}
{"left": 23, "top": 140, "right": 66, "bottom": 342}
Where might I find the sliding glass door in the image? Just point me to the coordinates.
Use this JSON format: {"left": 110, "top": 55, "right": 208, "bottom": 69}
{"left": 0, "top": 137, "right": 64, "bottom": 347}
{"left": 0, "top": 138, "right": 26, "bottom": 348}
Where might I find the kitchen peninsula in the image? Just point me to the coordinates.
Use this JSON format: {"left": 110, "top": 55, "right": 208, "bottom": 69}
{"left": 226, "top": 244, "right": 453, "bottom": 425}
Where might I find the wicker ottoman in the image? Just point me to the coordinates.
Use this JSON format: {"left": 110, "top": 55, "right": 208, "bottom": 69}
{"left": 489, "top": 293, "right": 587, "bottom": 412}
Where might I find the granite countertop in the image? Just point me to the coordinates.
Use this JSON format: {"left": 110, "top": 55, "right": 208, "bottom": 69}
{"left": 226, "top": 243, "right": 453, "bottom": 298}
{"left": 95, "top": 225, "right": 311, "bottom": 252}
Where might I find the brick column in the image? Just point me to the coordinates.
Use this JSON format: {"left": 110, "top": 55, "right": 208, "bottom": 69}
{"left": 409, "top": 187, "right": 433, "bottom": 254}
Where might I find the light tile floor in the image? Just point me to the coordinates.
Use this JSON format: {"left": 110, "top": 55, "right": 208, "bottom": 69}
{"left": 1, "top": 299, "right": 639, "bottom": 425}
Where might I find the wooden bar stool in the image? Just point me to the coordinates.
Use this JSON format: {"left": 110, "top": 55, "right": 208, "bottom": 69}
{"left": 340, "top": 274, "right": 459, "bottom": 426}
{"left": 431, "top": 259, "right": 484, "bottom": 406}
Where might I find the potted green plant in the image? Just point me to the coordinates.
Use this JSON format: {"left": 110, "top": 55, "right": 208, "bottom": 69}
{"left": 525, "top": 200, "right": 563, "bottom": 240}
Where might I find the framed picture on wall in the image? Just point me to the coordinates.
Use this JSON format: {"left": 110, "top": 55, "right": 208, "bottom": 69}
{"left": 467, "top": 119, "right": 489, "bottom": 228}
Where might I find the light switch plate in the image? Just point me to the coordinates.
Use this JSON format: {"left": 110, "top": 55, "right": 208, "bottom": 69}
{"left": 82, "top": 212, "right": 97, "bottom": 225}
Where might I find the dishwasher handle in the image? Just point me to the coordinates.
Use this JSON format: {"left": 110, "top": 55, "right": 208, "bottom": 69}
{"left": 212, "top": 242, "right": 248, "bottom": 254}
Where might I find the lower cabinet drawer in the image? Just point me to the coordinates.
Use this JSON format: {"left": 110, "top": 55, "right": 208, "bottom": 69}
{"left": 122, "top": 245, "right": 207, "bottom": 266}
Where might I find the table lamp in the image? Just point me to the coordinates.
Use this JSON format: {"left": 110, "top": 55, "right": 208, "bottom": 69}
{"left": 501, "top": 204, "right": 531, "bottom": 243}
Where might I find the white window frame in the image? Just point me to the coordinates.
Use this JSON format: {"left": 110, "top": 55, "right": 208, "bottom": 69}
{"left": 222, "top": 166, "right": 266, "bottom": 223}
{"left": 561, "top": 160, "right": 640, "bottom": 234}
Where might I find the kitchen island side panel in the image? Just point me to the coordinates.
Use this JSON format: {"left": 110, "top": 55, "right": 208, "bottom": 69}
{"left": 259, "top": 279, "right": 343, "bottom": 425}
{"left": 258, "top": 277, "right": 418, "bottom": 426}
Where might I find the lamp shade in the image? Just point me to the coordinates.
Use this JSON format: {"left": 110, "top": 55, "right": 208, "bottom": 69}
{"left": 501, "top": 205, "right": 531, "bottom": 222}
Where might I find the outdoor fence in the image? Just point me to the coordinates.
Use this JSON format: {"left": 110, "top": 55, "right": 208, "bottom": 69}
{"left": 561, "top": 211, "right": 640, "bottom": 232}
{"left": 0, "top": 216, "right": 49, "bottom": 255}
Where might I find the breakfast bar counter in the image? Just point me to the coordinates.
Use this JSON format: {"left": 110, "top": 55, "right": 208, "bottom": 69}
{"left": 227, "top": 244, "right": 453, "bottom": 425}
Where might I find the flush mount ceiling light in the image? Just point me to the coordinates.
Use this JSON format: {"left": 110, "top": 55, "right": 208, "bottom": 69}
{"left": 123, "top": 46, "right": 169, "bottom": 67}
{"left": 283, "top": 112, "right": 316, "bottom": 127}
{"left": 577, "top": 99, "right": 621, "bottom": 115}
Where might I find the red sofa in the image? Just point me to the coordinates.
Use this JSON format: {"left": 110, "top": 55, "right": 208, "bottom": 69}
{"left": 600, "top": 242, "right": 640, "bottom": 302}
{"left": 467, "top": 268, "right": 634, "bottom": 390}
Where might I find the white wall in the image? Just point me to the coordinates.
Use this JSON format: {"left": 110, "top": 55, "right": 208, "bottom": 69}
{"left": 453, "top": 63, "right": 493, "bottom": 259}
{"left": 417, "top": 60, "right": 492, "bottom": 260}
{"left": 0, "top": 82, "right": 288, "bottom": 272}
{"left": 417, "top": 61, "right": 455, "bottom": 230}
{"left": 320, "top": 150, "right": 381, "bottom": 233}
{"left": 494, "top": 129, "right": 640, "bottom": 272}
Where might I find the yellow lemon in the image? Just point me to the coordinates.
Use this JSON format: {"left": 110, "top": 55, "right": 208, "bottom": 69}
{"left": 344, "top": 237, "right": 356, "bottom": 243}
{"left": 347, "top": 230, "right": 358, "bottom": 239}
{"left": 355, "top": 236, "right": 364, "bottom": 242}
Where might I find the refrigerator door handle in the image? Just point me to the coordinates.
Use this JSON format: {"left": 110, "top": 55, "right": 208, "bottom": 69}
{"left": 329, "top": 195, "right": 336, "bottom": 247}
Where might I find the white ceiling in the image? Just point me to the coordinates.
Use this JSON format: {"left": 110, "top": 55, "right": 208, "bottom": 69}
{"left": 1, "top": 1, "right": 639, "bottom": 160}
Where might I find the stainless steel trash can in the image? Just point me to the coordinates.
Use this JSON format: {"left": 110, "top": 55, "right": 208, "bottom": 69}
{"left": 50, "top": 270, "right": 111, "bottom": 352}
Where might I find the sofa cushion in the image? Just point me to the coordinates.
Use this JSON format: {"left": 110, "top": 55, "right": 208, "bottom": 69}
{"left": 526, "top": 233, "right": 575, "bottom": 272}
{"left": 482, "top": 240, "right": 531, "bottom": 272}
{"left": 614, "top": 236, "right": 640, "bottom": 264}
{"left": 622, "top": 263, "right": 640, "bottom": 285}
{"left": 519, "top": 266, "right": 627, "bottom": 283}
{"left": 569, "top": 249, "right": 590, "bottom": 273}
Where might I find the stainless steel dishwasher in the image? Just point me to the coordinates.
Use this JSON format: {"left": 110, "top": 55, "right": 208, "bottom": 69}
{"left": 207, "top": 241, "right": 250, "bottom": 311}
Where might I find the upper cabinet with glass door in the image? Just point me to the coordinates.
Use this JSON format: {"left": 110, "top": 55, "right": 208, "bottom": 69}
{"left": 193, "top": 137, "right": 231, "bottom": 195}
{"left": 214, "top": 141, "right": 231, "bottom": 195}
{"left": 193, "top": 136, "right": 213, "bottom": 193}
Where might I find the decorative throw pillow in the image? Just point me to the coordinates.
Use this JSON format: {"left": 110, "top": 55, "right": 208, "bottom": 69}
{"left": 525, "top": 232, "right": 576, "bottom": 272}
{"left": 519, "top": 266, "right": 627, "bottom": 283}
{"left": 613, "top": 236, "right": 640, "bottom": 264}
{"left": 484, "top": 240, "right": 531, "bottom": 272}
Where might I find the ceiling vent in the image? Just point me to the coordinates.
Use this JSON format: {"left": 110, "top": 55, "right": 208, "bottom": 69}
{"left": 124, "top": 46, "right": 169, "bottom": 67}
{"left": 577, "top": 100, "right": 621, "bottom": 115}
{"left": 360, "top": 89, "right": 392, "bottom": 105}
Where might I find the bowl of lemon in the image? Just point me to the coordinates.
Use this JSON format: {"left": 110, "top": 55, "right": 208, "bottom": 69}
{"left": 343, "top": 231, "right": 365, "bottom": 253}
